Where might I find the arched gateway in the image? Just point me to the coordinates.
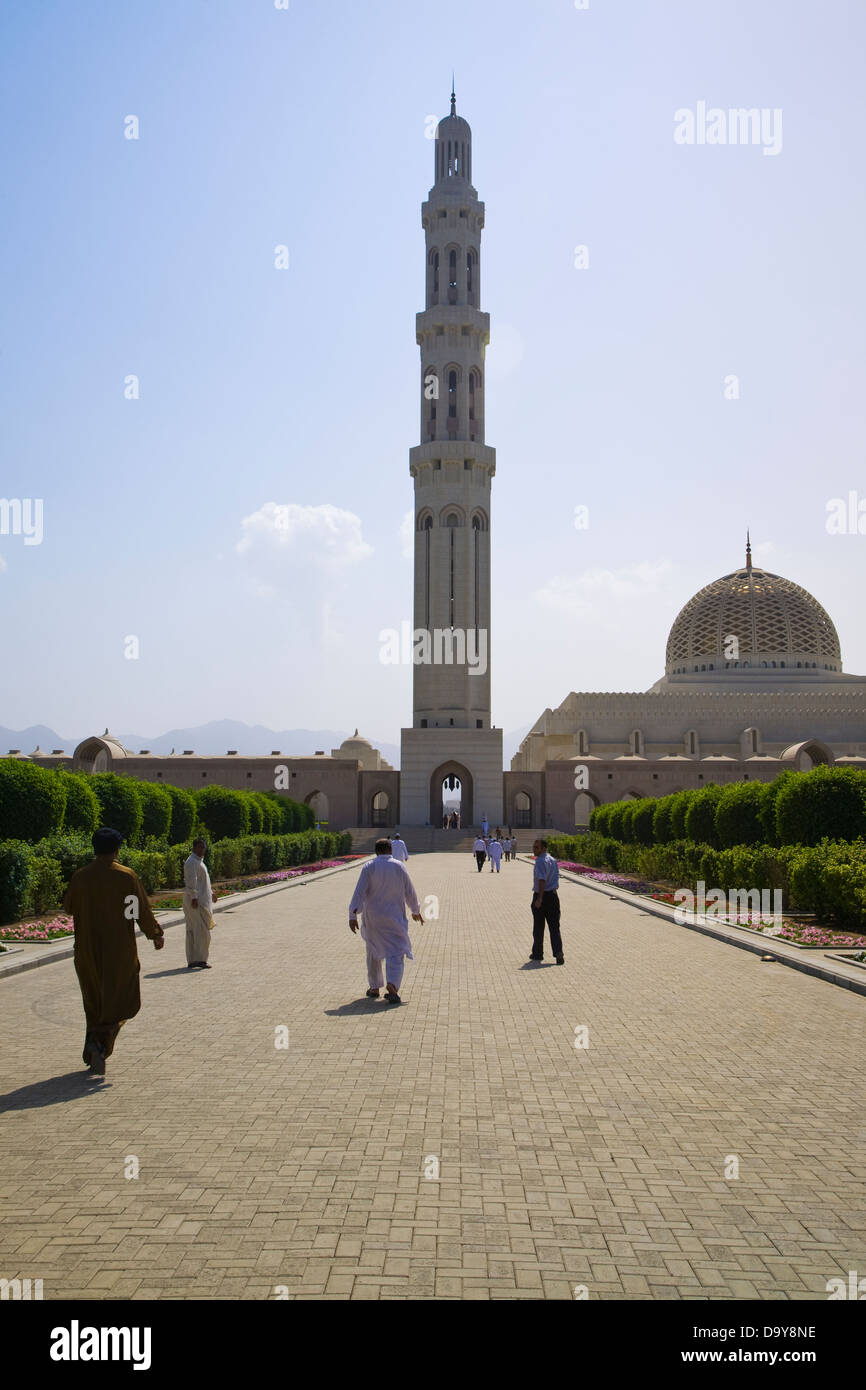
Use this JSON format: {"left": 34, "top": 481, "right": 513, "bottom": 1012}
{"left": 429, "top": 761, "right": 473, "bottom": 827}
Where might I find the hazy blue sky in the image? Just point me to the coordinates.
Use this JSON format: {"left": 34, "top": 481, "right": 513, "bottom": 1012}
{"left": 2, "top": 0, "right": 864, "bottom": 755}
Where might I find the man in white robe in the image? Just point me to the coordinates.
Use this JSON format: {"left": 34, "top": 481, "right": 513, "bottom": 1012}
{"left": 183, "top": 838, "right": 213, "bottom": 969}
{"left": 488, "top": 837, "right": 503, "bottom": 873}
{"left": 349, "top": 839, "right": 423, "bottom": 1003}
{"left": 390, "top": 833, "right": 409, "bottom": 861}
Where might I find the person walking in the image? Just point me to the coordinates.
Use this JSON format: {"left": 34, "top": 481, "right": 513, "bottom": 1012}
{"left": 488, "top": 837, "right": 503, "bottom": 873}
{"left": 472, "top": 835, "right": 487, "bottom": 873}
{"left": 481, "top": 814, "right": 489, "bottom": 837}
{"left": 390, "top": 832, "right": 409, "bottom": 861}
{"left": 61, "top": 827, "right": 165, "bottom": 1074}
{"left": 183, "top": 837, "right": 214, "bottom": 969}
{"left": 502, "top": 835, "right": 512, "bottom": 863}
{"left": 349, "top": 838, "right": 424, "bottom": 1003}
{"left": 529, "top": 838, "right": 564, "bottom": 965}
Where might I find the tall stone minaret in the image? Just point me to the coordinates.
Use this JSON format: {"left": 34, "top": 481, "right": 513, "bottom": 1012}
{"left": 399, "top": 89, "right": 503, "bottom": 828}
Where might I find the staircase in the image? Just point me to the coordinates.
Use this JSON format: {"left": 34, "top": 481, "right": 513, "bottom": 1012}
{"left": 341, "top": 827, "right": 557, "bottom": 855}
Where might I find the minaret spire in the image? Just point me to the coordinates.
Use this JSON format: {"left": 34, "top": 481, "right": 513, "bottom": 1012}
{"left": 746, "top": 530, "right": 752, "bottom": 572}
{"left": 450, "top": 75, "right": 456, "bottom": 116}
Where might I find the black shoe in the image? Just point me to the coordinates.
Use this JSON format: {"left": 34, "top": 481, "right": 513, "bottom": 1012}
{"left": 385, "top": 990, "right": 401, "bottom": 1004}
{"left": 528, "top": 955, "right": 542, "bottom": 962}
{"left": 556, "top": 955, "right": 565, "bottom": 965}
{"left": 198, "top": 961, "right": 212, "bottom": 969}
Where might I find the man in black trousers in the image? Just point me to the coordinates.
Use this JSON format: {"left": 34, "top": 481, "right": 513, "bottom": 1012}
{"left": 529, "top": 838, "right": 564, "bottom": 965}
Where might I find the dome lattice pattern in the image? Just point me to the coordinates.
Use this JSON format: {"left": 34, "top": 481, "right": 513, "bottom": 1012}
{"left": 665, "top": 566, "right": 841, "bottom": 672}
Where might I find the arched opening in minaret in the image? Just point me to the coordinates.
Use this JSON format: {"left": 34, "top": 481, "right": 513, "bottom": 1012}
{"left": 430, "top": 761, "right": 474, "bottom": 828}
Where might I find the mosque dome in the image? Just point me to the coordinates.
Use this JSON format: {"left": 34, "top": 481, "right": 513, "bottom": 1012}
{"left": 665, "top": 542, "right": 842, "bottom": 677}
{"left": 433, "top": 87, "right": 473, "bottom": 185}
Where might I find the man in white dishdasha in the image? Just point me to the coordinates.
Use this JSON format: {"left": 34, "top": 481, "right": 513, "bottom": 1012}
{"left": 349, "top": 838, "right": 424, "bottom": 1004}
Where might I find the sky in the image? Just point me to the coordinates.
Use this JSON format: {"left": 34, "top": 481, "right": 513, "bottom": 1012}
{"left": 1, "top": 0, "right": 864, "bottom": 759}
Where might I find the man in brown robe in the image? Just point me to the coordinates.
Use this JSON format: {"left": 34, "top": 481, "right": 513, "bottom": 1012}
{"left": 62, "top": 827, "right": 165, "bottom": 1074}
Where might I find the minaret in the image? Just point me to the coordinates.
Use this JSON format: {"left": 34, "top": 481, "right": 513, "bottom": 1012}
{"left": 399, "top": 90, "right": 503, "bottom": 827}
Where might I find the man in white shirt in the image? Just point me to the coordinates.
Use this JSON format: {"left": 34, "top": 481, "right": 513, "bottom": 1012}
{"left": 390, "top": 832, "right": 409, "bottom": 861}
{"left": 472, "top": 836, "right": 487, "bottom": 873}
{"left": 349, "top": 839, "right": 424, "bottom": 1003}
{"left": 502, "top": 836, "right": 512, "bottom": 862}
{"left": 183, "top": 838, "right": 213, "bottom": 970}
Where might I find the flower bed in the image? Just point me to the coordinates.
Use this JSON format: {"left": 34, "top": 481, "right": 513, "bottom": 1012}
{"left": 556, "top": 861, "right": 866, "bottom": 949}
{"left": 0, "top": 915, "right": 75, "bottom": 943}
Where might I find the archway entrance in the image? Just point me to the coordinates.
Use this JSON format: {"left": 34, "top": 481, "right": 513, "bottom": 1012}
{"left": 574, "top": 791, "right": 597, "bottom": 829}
{"left": 305, "top": 790, "right": 329, "bottom": 826}
{"left": 371, "top": 790, "right": 390, "bottom": 828}
{"left": 429, "top": 761, "right": 473, "bottom": 828}
{"left": 514, "top": 791, "right": 532, "bottom": 828}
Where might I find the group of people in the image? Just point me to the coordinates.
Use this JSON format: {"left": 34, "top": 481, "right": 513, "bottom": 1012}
{"left": 347, "top": 833, "right": 564, "bottom": 1003}
{"left": 471, "top": 820, "right": 517, "bottom": 873}
{"left": 59, "top": 823, "right": 564, "bottom": 1075}
{"left": 442, "top": 810, "right": 461, "bottom": 829}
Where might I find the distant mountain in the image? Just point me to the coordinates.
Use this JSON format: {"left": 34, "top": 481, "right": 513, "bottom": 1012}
{"left": 2, "top": 718, "right": 533, "bottom": 770}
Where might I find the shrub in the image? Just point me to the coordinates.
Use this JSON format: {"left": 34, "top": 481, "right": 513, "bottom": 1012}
{"left": 605, "top": 802, "right": 627, "bottom": 842}
{"left": 252, "top": 793, "right": 278, "bottom": 835}
{"left": 714, "top": 782, "right": 767, "bottom": 849}
{"left": 244, "top": 794, "right": 263, "bottom": 835}
{"left": 164, "top": 785, "right": 196, "bottom": 844}
{"left": 683, "top": 785, "right": 723, "bottom": 848}
{"left": 118, "top": 848, "right": 168, "bottom": 895}
{"left": 758, "top": 770, "right": 797, "bottom": 845}
{"left": 0, "top": 840, "right": 34, "bottom": 923}
{"left": 630, "top": 798, "right": 657, "bottom": 847}
{"left": 0, "top": 761, "right": 67, "bottom": 843}
{"left": 136, "top": 782, "right": 172, "bottom": 844}
{"left": 652, "top": 795, "right": 675, "bottom": 845}
{"left": 195, "top": 786, "right": 250, "bottom": 842}
{"left": 58, "top": 771, "right": 100, "bottom": 834}
{"left": 590, "top": 804, "right": 611, "bottom": 837}
{"left": 211, "top": 840, "right": 241, "bottom": 879}
{"left": 33, "top": 831, "right": 93, "bottom": 886}
{"left": 90, "top": 772, "right": 143, "bottom": 844}
{"left": 27, "top": 855, "right": 65, "bottom": 914}
{"left": 776, "top": 766, "right": 866, "bottom": 846}
{"left": 669, "top": 791, "right": 692, "bottom": 841}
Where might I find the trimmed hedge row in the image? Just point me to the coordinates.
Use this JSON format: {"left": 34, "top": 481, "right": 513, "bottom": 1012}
{"left": 589, "top": 767, "right": 866, "bottom": 850}
{"left": 0, "top": 829, "right": 353, "bottom": 924}
{"left": 546, "top": 831, "right": 866, "bottom": 930}
{"left": 0, "top": 761, "right": 314, "bottom": 848}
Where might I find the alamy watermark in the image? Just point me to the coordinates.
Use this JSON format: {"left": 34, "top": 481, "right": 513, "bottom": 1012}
{"left": 0, "top": 498, "right": 43, "bottom": 546}
{"left": 674, "top": 102, "right": 782, "bottom": 157}
{"left": 674, "top": 881, "right": 783, "bottom": 928}
{"left": 379, "top": 622, "right": 488, "bottom": 676}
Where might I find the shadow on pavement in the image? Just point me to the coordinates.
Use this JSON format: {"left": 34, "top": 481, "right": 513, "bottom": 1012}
{"left": 0, "top": 1071, "right": 108, "bottom": 1112}
{"left": 144, "top": 968, "right": 200, "bottom": 979}
{"left": 324, "top": 998, "right": 400, "bottom": 1016}
{"left": 520, "top": 960, "right": 555, "bottom": 969}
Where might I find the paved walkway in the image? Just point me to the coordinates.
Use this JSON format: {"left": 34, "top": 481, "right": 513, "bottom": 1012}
{"left": 0, "top": 852, "right": 863, "bottom": 1300}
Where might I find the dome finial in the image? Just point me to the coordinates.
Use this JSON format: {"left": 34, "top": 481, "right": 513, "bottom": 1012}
{"left": 746, "top": 530, "right": 752, "bottom": 571}
{"left": 450, "top": 75, "right": 456, "bottom": 116}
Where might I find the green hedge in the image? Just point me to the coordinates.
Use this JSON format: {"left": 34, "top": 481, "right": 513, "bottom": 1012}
{"left": 546, "top": 830, "right": 866, "bottom": 930}
{"left": 57, "top": 770, "right": 100, "bottom": 834}
{"left": 589, "top": 768, "right": 866, "bottom": 850}
{"left": 165, "top": 785, "right": 196, "bottom": 844}
{"left": 0, "top": 761, "right": 67, "bottom": 842}
{"left": 90, "top": 772, "right": 143, "bottom": 844}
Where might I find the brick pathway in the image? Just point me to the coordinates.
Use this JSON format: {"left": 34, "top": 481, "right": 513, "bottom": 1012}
{"left": 0, "top": 852, "right": 863, "bottom": 1300}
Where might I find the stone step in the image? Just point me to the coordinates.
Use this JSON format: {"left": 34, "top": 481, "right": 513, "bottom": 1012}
{"left": 342, "top": 827, "right": 558, "bottom": 854}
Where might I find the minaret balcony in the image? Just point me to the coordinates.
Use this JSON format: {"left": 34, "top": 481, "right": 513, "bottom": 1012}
{"left": 416, "top": 306, "right": 489, "bottom": 342}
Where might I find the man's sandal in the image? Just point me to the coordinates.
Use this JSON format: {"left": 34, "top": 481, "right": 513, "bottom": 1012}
{"left": 366, "top": 988, "right": 380, "bottom": 998}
